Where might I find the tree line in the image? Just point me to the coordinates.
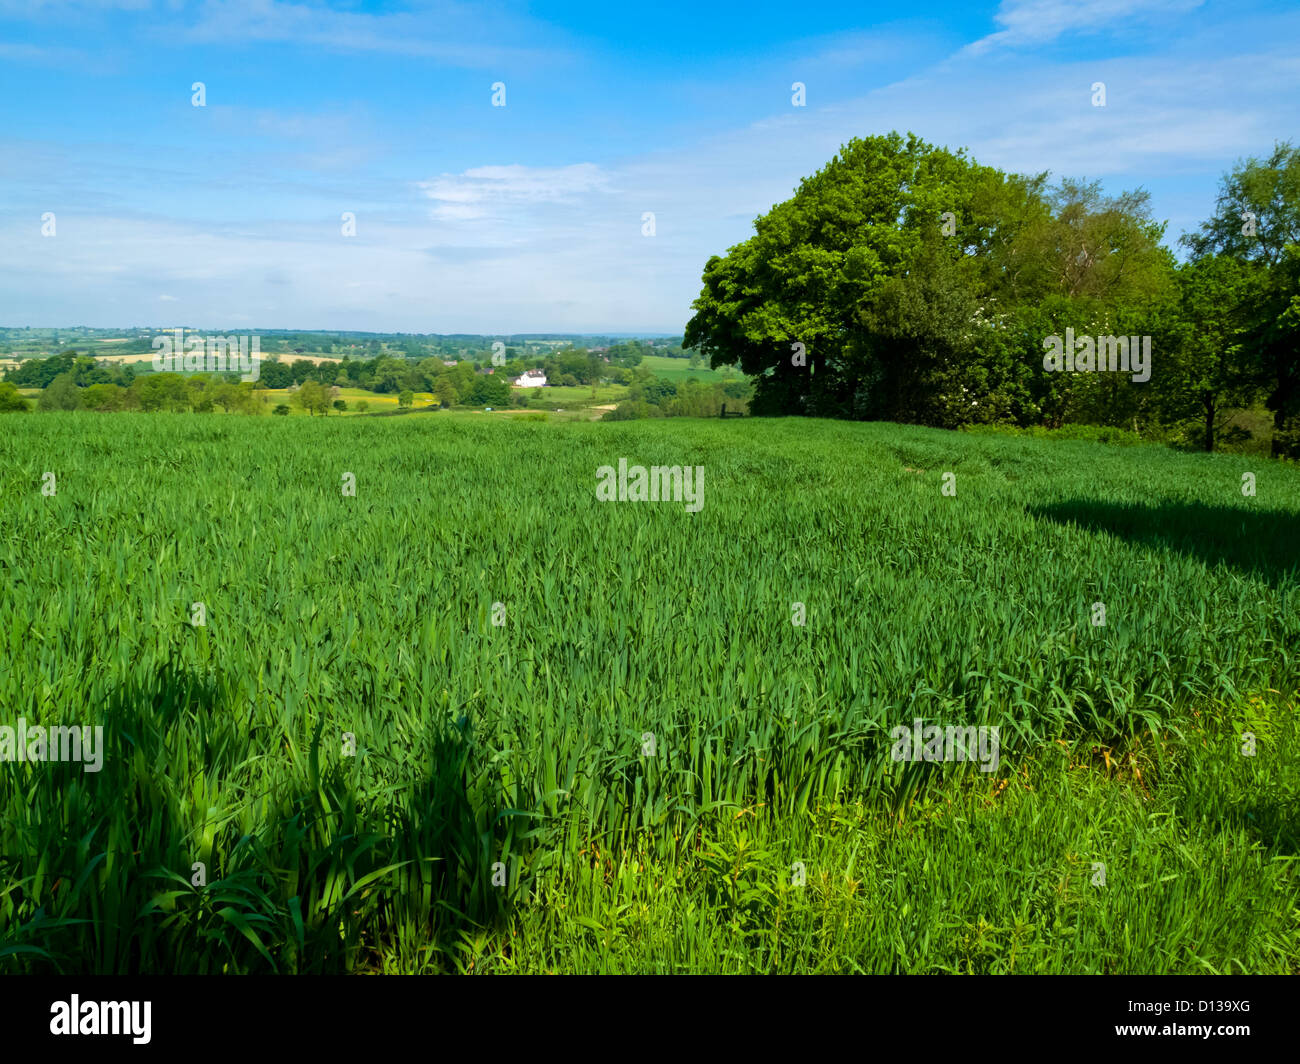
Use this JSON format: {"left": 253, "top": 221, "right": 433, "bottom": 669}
{"left": 684, "top": 132, "right": 1300, "bottom": 455}
{"left": 0, "top": 343, "right": 659, "bottom": 414}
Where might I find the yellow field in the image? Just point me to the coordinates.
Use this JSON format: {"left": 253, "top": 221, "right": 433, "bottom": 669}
{"left": 91, "top": 351, "right": 346, "bottom": 366}
{"left": 252, "top": 387, "right": 437, "bottom": 415}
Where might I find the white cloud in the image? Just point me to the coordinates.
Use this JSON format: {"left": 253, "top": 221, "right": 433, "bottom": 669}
{"left": 967, "top": 0, "right": 1205, "bottom": 53}
{"left": 419, "top": 164, "right": 613, "bottom": 222}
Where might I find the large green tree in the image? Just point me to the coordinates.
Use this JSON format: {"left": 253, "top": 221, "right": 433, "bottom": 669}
{"left": 1183, "top": 141, "right": 1300, "bottom": 268}
{"left": 1161, "top": 255, "right": 1258, "bottom": 451}
{"left": 686, "top": 132, "right": 1038, "bottom": 416}
{"left": 294, "top": 380, "right": 332, "bottom": 416}
{"left": 684, "top": 132, "right": 1172, "bottom": 424}
{"left": 1182, "top": 142, "right": 1300, "bottom": 447}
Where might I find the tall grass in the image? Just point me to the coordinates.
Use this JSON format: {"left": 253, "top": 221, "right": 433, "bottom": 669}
{"left": 1, "top": 413, "right": 1297, "bottom": 972}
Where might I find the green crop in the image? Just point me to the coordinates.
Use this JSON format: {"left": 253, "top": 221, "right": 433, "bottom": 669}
{"left": 1, "top": 413, "right": 1297, "bottom": 972}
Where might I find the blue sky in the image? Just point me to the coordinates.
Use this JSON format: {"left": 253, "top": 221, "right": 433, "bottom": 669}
{"left": 1, "top": 0, "right": 1297, "bottom": 333}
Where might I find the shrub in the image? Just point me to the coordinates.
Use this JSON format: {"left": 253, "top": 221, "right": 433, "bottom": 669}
{"left": 962, "top": 423, "right": 1147, "bottom": 447}
{"left": 602, "top": 400, "right": 656, "bottom": 421}
{"left": 0, "top": 381, "right": 31, "bottom": 412}
{"left": 79, "top": 383, "right": 126, "bottom": 412}
{"left": 38, "top": 372, "right": 81, "bottom": 412}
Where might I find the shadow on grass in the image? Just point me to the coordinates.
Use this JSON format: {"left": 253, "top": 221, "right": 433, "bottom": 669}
{"left": 1, "top": 664, "right": 518, "bottom": 975}
{"left": 1029, "top": 499, "right": 1300, "bottom": 584}
{"left": 1226, "top": 801, "right": 1300, "bottom": 854}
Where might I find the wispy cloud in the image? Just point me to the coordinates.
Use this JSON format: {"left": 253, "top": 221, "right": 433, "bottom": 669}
{"left": 174, "top": 0, "right": 567, "bottom": 68}
{"left": 966, "top": 0, "right": 1205, "bottom": 54}
{"left": 790, "top": 25, "right": 954, "bottom": 69}
{"left": 419, "top": 164, "right": 613, "bottom": 222}
{"left": 0, "top": 41, "right": 86, "bottom": 65}
{"left": 0, "top": 1, "right": 151, "bottom": 12}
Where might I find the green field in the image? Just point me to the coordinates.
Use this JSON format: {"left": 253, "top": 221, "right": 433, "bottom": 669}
{"left": 251, "top": 387, "right": 436, "bottom": 414}
{"left": 637, "top": 353, "right": 739, "bottom": 382}
{"left": 1, "top": 414, "right": 1297, "bottom": 973}
{"left": 519, "top": 382, "right": 628, "bottom": 411}
{"left": 256, "top": 384, "right": 626, "bottom": 418}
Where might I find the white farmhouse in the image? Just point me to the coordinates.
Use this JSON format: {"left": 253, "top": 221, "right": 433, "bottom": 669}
{"left": 512, "top": 369, "right": 547, "bottom": 388}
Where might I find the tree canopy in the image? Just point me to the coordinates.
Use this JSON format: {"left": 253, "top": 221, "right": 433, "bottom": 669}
{"left": 685, "top": 131, "right": 1297, "bottom": 451}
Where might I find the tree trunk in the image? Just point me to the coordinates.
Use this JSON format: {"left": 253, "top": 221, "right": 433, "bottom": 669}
{"left": 1203, "top": 394, "right": 1215, "bottom": 453}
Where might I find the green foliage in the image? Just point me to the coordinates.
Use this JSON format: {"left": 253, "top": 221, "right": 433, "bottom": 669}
{"left": 37, "top": 373, "right": 81, "bottom": 411}
{"left": 1179, "top": 143, "right": 1300, "bottom": 446}
{"left": 4, "top": 351, "right": 119, "bottom": 390}
{"left": 0, "top": 381, "right": 31, "bottom": 412}
{"left": 685, "top": 131, "right": 1066, "bottom": 417}
{"left": 259, "top": 360, "right": 294, "bottom": 389}
{"left": 1158, "top": 255, "right": 1260, "bottom": 451}
{"left": 962, "top": 422, "right": 1147, "bottom": 446}
{"left": 1182, "top": 140, "right": 1300, "bottom": 268}
{"left": 684, "top": 130, "right": 1300, "bottom": 452}
{"left": 434, "top": 377, "right": 458, "bottom": 408}
{"left": 132, "top": 373, "right": 190, "bottom": 412}
{"left": 602, "top": 400, "right": 658, "bottom": 421}
{"left": 468, "top": 375, "right": 510, "bottom": 407}
{"left": 212, "top": 382, "right": 261, "bottom": 415}
{"left": 293, "top": 381, "right": 332, "bottom": 416}
{"left": 79, "top": 383, "right": 127, "bottom": 412}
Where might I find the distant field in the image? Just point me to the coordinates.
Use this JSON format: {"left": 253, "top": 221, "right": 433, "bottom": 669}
{"left": 89, "top": 350, "right": 347, "bottom": 366}
{"left": 2, "top": 414, "right": 1296, "bottom": 974}
{"left": 521, "top": 382, "right": 628, "bottom": 409}
{"left": 249, "top": 387, "right": 435, "bottom": 414}
{"left": 638, "top": 353, "right": 737, "bottom": 382}
{"left": 270, "top": 353, "right": 345, "bottom": 365}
